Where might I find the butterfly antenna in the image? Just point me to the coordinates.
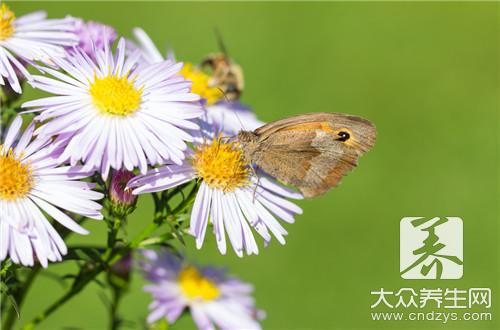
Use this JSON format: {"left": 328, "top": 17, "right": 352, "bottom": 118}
{"left": 218, "top": 87, "right": 230, "bottom": 102}
{"left": 234, "top": 109, "right": 246, "bottom": 132}
{"left": 216, "top": 87, "right": 247, "bottom": 133}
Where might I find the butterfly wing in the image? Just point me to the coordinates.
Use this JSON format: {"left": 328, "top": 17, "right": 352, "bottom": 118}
{"left": 251, "top": 113, "right": 376, "bottom": 198}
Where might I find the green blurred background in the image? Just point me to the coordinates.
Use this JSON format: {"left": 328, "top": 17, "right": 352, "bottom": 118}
{"left": 7, "top": 1, "right": 499, "bottom": 329}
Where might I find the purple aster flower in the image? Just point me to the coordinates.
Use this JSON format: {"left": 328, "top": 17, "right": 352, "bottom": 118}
{"left": 129, "top": 28, "right": 225, "bottom": 105}
{"left": 142, "top": 248, "right": 263, "bottom": 330}
{"left": 126, "top": 27, "right": 165, "bottom": 65}
{"left": 0, "top": 116, "right": 103, "bottom": 267}
{"left": 200, "top": 101, "right": 264, "bottom": 139}
{"left": 128, "top": 28, "right": 264, "bottom": 139}
{"left": 0, "top": 3, "right": 77, "bottom": 93}
{"left": 129, "top": 136, "right": 303, "bottom": 257}
{"left": 22, "top": 38, "right": 204, "bottom": 179}
{"left": 67, "top": 17, "right": 116, "bottom": 59}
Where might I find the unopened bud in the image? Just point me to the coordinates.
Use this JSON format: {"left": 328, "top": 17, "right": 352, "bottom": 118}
{"left": 109, "top": 170, "right": 137, "bottom": 216}
{"left": 108, "top": 252, "right": 132, "bottom": 289}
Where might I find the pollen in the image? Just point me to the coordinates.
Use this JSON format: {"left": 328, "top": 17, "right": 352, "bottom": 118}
{"left": 0, "top": 147, "right": 33, "bottom": 201}
{"left": 179, "top": 266, "right": 220, "bottom": 300}
{"left": 179, "top": 266, "right": 220, "bottom": 301}
{"left": 89, "top": 73, "right": 142, "bottom": 116}
{"left": 180, "top": 62, "right": 223, "bottom": 105}
{"left": 0, "top": 4, "right": 15, "bottom": 41}
{"left": 192, "top": 136, "right": 250, "bottom": 192}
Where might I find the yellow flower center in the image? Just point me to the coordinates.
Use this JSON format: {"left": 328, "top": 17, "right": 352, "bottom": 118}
{"left": 0, "top": 4, "right": 15, "bottom": 41}
{"left": 89, "top": 74, "right": 142, "bottom": 116}
{"left": 180, "top": 62, "right": 223, "bottom": 106}
{"left": 0, "top": 147, "right": 33, "bottom": 201}
{"left": 179, "top": 266, "right": 220, "bottom": 301}
{"left": 192, "top": 137, "right": 250, "bottom": 192}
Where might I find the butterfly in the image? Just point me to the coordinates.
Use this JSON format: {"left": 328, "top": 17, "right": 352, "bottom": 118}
{"left": 237, "top": 112, "right": 376, "bottom": 198}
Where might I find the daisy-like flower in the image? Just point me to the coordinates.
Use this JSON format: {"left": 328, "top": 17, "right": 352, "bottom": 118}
{"left": 179, "top": 62, "right": 224, "bottom": 106}
{"left": 22, "top": 38, "right": 204, "bottom": 178}
{"left": 67, "top": 17, "right": 116, "bottom": 58}
{"left": 129, "top": 28, "right": 263, "bottom": 137}
{"left": 129, "top": 136, "right": 303, "bottom": 257}
{"left": 142, "top": 248, "right": 263, "bottom": 330}
{"left": 126, "top": 27, "right": 169, "bottom": 66}
{"left": 129, "top": 28, "right": 224, "bottom": 106}
{"left": 200, "top": 101, "right": 264, "bottom": 138}
{"left": 0, "top": 3, "right": 77, "bottom": 93}
{"left": 0, "top": 116, "right": 103, "bottom": 267}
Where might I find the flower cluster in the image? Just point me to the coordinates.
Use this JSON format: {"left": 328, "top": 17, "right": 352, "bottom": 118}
{"left": 142, "top": 249, "right": 264, "bottom": 330}
{"left": 0, "top": 3, "right": 304, "bottom": 329}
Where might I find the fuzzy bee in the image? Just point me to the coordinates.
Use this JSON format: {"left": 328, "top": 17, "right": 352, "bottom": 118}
{"left": 202, "top": 52, "right": 244, "bottom": 102}
{"left": 201, "top": 31, "right": 244, "bottom": 102}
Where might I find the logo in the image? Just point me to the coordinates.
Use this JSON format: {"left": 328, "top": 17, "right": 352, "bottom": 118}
{"left": 400, "top": 217, "right": 463, "bottom": 279}
{"left": 369, "top": 217, "right": 492, "bottom": 324}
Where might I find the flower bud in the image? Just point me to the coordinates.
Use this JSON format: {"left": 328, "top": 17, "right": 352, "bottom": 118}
{"left": 109, "top": 170, "right": 137, "bottom": 216}
{"left": 108, "top": 252, "right": 132, "bottom": 290}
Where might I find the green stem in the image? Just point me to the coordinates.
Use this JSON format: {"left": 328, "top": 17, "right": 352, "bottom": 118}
{"left": 20, "top": 219, "right": 162, "bottom": 330}
{"left": 1, "top": 218, "right": 85, "bottom": 330}
{"left": 102, "top": 215, "right": 124, "bottom": 262}
{"left": 20, "top": 182, "right": 198, "bottom": 329}
{"left": 2, "top": 267, "right": 41, "bottom": 330}
{"left": 172, "top": 181, "right": 199, "bottom": 214}
{"left": 108, "top": 287, "right": 123, "bottom": 330}
{"left": 21, "top": 265, "right": 104, "bottom": 330}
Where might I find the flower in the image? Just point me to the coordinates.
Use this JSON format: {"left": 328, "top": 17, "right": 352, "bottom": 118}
{"left": 108, "top": 252, "right": 132, "bottom": 289}
{"left": 179, "top": 62, "right": 224, "bottom": 106}
{"left": 0, "top": 3, "right": 77, "bottom": 93}
{"left": 129, "top": 136, "right": 303, "bottom": 257}
{"left": 22, "top": 38, "right": 204, "bottom": 178}
{"left": 0, "top": 116, "right": 103, "bottom": 267}
{"left": 129, "top": 28, "right": 224, "bottom": 105}
{"left": 200, "top": 101, "right": 264, "bottom": 138}
{"left": 1, "top": 60, "right": 25, "bottom": 103}
{"left": 67, "top": 18, "right": 116, "bottom": 58}
{"left": 142, "top": 249, "right": 263, "bottom": 330}
{"left": 110, "top": 252, "right": 132, "bottom": 281}
{"left": 109, "top": 169, "right": 137, "bottom": 216}
{"left": 126, "top": 27, "right": 167, "bottom": 65}
{"left": 128, "top": 27, "right": 263, "bottom": 138}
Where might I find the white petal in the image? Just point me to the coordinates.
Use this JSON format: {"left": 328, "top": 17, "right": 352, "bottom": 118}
{"left": 3, "top": 115, "right": 23, "bottom": 150}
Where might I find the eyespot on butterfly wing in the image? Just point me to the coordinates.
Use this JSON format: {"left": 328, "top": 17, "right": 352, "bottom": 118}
{"left": 237, "top": 112, "right": 376, "bottom": 198}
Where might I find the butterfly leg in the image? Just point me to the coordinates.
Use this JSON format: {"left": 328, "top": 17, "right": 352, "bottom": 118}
{"left": 249, "top": 165, "right": 261, "bottom": 202}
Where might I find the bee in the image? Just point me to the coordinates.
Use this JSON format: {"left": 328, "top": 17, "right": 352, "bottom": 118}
{"left": 201, "top": 32, "right": 244, "bottom": 101}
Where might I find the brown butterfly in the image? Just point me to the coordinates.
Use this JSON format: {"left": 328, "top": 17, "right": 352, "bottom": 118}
{"left": 237, "top": 112, "right": 376, "bottom": 198}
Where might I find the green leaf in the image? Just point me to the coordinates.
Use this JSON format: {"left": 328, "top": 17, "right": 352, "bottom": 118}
{"left": 7, "top": 293, "right": 20, "bottom": 319}
{"left": 149, "top": 318, "right": 169, "bottom": 330}
{"left": 0, "top": 259, "right": 13, "bottom": 276}
{"left": 138, "top": 233, "right": 174, "bottom": 248}
{"left": 66, "top": 247, "right": 105, "bottom": 262}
